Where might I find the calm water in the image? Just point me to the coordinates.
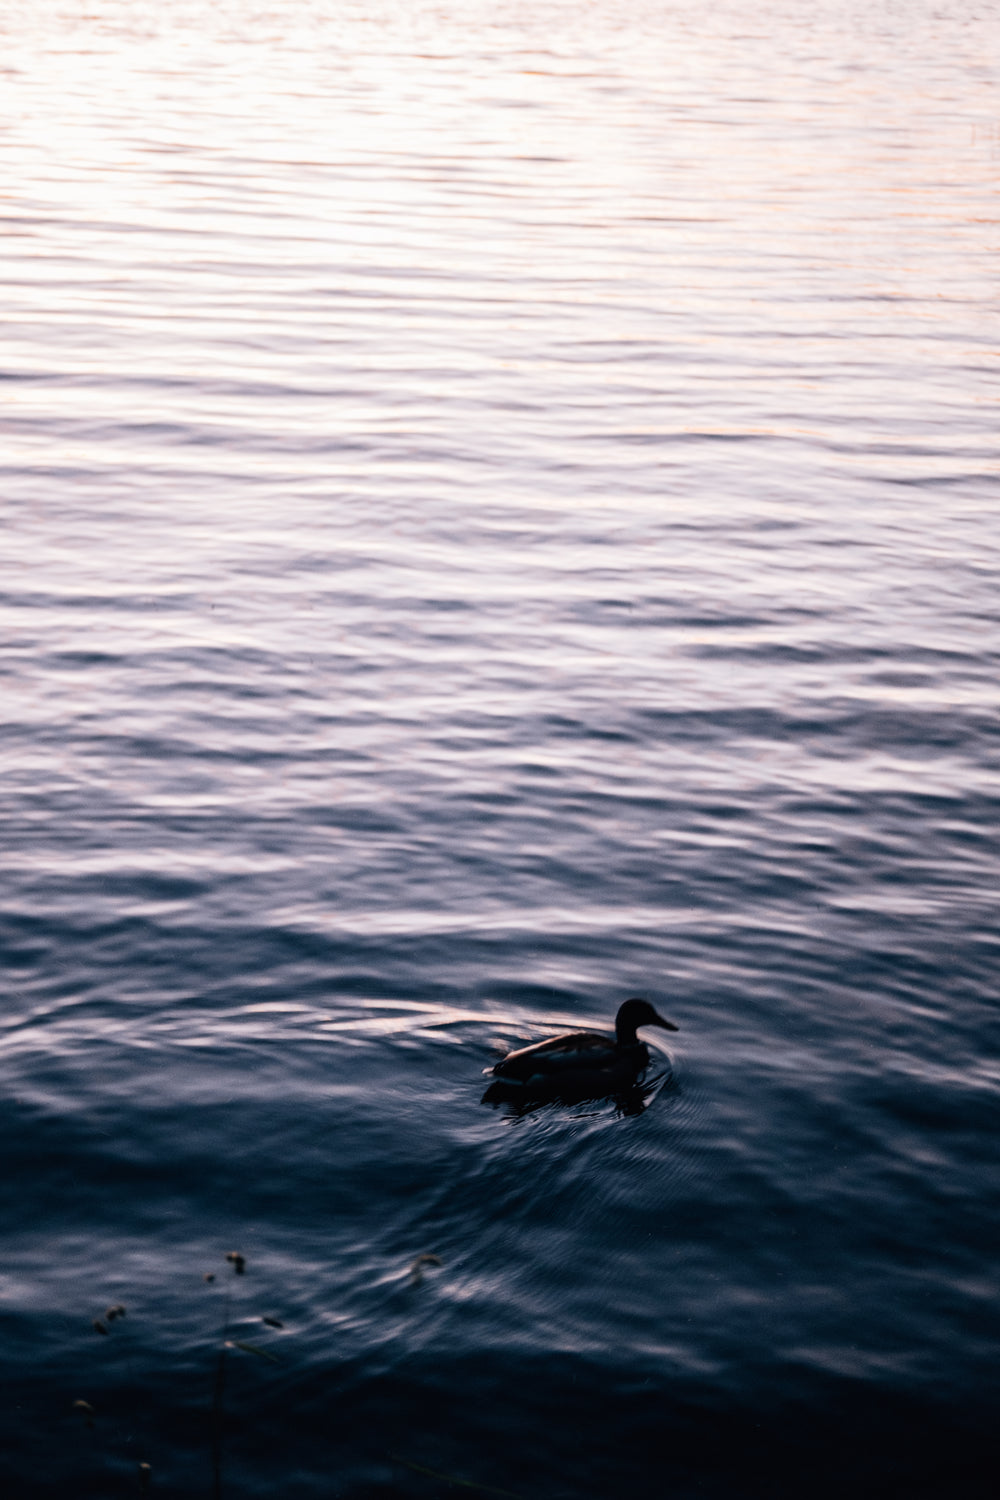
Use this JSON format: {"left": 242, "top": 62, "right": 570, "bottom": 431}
{"left": 2, "top": 1, "right": 999, "bottom": 1495}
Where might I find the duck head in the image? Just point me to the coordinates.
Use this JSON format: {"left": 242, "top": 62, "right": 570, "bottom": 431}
{"left": 615, "top": 998, "right": 679, "bottom": 1045}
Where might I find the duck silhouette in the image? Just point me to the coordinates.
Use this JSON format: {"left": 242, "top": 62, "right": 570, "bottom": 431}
{"left": 481, "top": 998, "right": 678, "bottom": 1104}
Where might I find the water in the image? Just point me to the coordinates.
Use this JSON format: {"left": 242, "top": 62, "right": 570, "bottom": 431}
{"left": 2, "top": 1, "right": 999, "bottom": 1494}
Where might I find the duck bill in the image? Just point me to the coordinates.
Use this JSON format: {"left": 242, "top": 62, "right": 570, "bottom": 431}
{"left": 652, "top": 1014, "right": 679, "bottom": 1032}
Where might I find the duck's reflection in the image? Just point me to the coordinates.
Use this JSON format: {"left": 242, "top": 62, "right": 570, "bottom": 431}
{"left": 481, "top": 1070, "right": 666, "bottom": 1120}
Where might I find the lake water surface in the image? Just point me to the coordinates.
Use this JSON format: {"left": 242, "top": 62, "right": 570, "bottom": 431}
{"left": 2, "top": 2, "right": 999, "bottom": 1496}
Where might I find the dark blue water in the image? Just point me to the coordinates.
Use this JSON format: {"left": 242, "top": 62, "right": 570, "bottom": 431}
{"left": 2, "top": 1, "right": 999, "bottom": 1495}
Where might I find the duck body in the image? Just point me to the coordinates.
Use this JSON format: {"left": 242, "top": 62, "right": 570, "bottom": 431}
{"left": 483, "top": 998, "right": 678, "bottom": 1102}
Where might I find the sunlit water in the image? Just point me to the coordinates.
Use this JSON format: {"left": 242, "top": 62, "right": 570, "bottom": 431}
{"left": 2, "top": 1, "right": 999, "bottom": 1495}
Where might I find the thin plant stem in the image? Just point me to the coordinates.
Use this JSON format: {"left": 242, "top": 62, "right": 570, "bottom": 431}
{"left": 210, "top": 1275, "right": 234, "bottom": 1500}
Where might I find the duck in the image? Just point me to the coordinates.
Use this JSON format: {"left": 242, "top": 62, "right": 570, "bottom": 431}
{"left": 482, "top": 998, "right": 678, "bottom": 1102}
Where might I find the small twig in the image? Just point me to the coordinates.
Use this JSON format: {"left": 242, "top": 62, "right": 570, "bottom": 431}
{"left": 409, "top": 1253, "right": 443, "bottom": 1287}
{"left": 229, "top": 1340, "right": 281, "bottom": 1365}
